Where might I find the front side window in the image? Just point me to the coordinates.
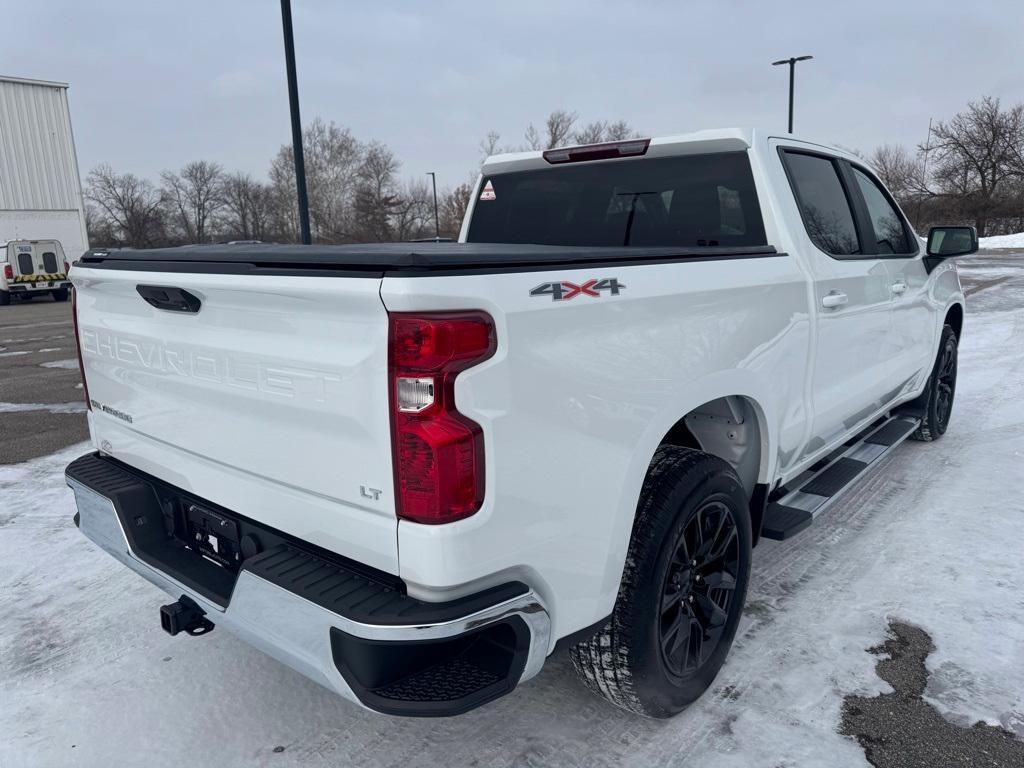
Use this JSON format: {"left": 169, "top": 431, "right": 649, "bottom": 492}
{"left": 851, "top": 167, "right": 914, "bottom": 255}
{"left": 782, "top": 151, "right": 861, "bottom": 256}
{"left": 467, "top": 152, "right": 767, "bottom": 248}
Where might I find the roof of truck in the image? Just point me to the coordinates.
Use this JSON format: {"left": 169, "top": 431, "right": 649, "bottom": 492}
{"left": 481, "top": 127, "right": 854, "bottom": 176}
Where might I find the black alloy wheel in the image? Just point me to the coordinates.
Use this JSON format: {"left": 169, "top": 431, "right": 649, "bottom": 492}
{"left": 659, "top": 499, "right": 740, "bottom": 677}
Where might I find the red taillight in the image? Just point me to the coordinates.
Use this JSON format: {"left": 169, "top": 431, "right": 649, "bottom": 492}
{"left": 3, "top": 264, "right": 11, "bottom": 280}
{"left": 63, "top": 260, "right": 70, "bottom": 274}
{"left": 71, "top": 288, "right": 91, "bottom": 411}
{"left": 388, "top": 312, "right": 496, "bottom": 524}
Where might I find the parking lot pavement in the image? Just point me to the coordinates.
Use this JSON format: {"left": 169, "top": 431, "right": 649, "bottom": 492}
{"left": 0, "top": 298, "right": 89, "bottom": 464}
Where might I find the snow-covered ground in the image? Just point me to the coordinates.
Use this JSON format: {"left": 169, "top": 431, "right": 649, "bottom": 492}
{"left": 2, "top": 256, "right": 1023, "bottom": 768}
{"left": 980, "top": 231, "right": 1024, "bottom": 249}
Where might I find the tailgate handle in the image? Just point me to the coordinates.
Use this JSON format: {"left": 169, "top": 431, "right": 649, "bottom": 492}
{"left": 136, "top": 285, "right": 202, "bottom": 313}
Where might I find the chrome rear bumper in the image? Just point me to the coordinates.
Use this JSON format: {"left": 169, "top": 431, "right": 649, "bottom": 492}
{"left": 67, "top": 456, "right": 550, "bottom": 716}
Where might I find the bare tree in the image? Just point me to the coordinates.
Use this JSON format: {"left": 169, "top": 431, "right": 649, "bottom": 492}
{"left": 868, "top": 143, "right": 929, "bottom": 224}
{"left": 353, "top": 142, "right": 401, "bottom": 242}
{"left": 160, "top": 160, "right": 224, "bottom": 243}
{"left": 605, "top": 120, "right": 636, "bottom": 141}
{"left": 490, "top": 111, "right": 638, "bottom": 155}
{"left": 84, "top": 202, "right": 118, "bottom": 247}
{"left": 479, "top": 130, "right": 502, "bottom": 162}
{"left": 572, "top": 121, "right": 608, "bottom": 145}
{"left": 523, "top": 123, "right": 543, "bottom": 151}
{"left": 922, "top": 96, "right": 1024, "bottom": 236}
{"left": 439, "top": 182, "right": 473, "bottom": 238}
{"left": 269, "top": 118, "right": 364, "bottom": 242}
{"left": 392, "top": 178, "right": 434, "bottom": 240}
{"left": 85, "top": 164, "right": 165, "bottom": 248}
{"left": 220, "top": 172, "right": 271, "bottom": 241}
{"left": 572, "top": 118, "right": 640, "bottom": 145}
{"left": 544, "top": 109, "right": 577, "bottom": 148}
{"left": 523, "top": 109, "right": 578, "bottom": 150}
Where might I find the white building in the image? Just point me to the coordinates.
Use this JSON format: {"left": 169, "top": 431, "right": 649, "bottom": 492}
{"left": 0, "top": 75, "right": 89, "bottom": 259}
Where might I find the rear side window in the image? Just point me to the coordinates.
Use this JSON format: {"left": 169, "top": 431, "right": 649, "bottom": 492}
{"left": 782, "top": 152, "right": 861, "bottom": 256}
{"left": 851, "top": 167, "right": 914, "bottom": 254}
{"left": 467, "top": 152, "right": 767, "bottom": 248}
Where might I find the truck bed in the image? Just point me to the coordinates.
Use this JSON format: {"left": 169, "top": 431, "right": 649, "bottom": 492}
{"left": 78, "top": 242, "right": 781, "bottom": 276}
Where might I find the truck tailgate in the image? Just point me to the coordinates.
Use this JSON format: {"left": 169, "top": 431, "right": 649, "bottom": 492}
{"left": 71, "top": 267, "right": 398, "bottom": 572}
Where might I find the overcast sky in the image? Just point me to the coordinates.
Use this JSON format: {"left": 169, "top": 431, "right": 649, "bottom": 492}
{"left": 7, "top": 0, "right": 1024, "bottom": 192}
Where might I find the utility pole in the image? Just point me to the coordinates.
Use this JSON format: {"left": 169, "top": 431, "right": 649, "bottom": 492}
{"left": 426, "top": 172, "right": 440, "bottom": 240}
{"left": 771, "top": 55, "right": 813, "bottom": 133}
{"left": 916, "top": 117, "right": 934, "bottom": 228}
{"left": 280, "top": 0, "right": 311, "bottom": 244}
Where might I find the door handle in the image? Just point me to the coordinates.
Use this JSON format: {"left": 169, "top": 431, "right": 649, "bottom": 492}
{"left": 891, "top": 281, "right": 907, "bottom": 295}
{"left": 821, "top": 291, "right": 848, "bottom": 309}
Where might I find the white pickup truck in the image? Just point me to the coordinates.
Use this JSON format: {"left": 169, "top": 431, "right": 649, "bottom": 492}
{"left": 65, "top": 129, "right": 976, "bottom": 718}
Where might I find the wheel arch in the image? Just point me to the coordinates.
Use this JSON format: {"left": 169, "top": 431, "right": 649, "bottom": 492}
{"left": 599, "top": 374, "right": 779, "bottom": 624}
{"left": 657, "top": 394, "right": 770, "bottom": 545}
{"left": 944, "top": 302, "right": 964, "bottom": 341}
{"left": 658, "top": 395, "right": 766, "bottom": 496}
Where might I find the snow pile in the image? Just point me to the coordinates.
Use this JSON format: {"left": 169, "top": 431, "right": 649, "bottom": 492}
{"left": 2, "top": 274, "right": 1024, "bottom": 767}
{"left": 979, "top": 231, "right": 1024, "bottom": 249}
{"left": 0, "top": 401, "right": 86, "bottom": 414}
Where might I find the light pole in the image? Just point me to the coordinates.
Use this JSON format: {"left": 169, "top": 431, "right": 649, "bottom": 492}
{"left": 280, "top": 0, "right": 311, "bottom": 244}
{"left": 426, "top": 172, "right": 440, "bottom": 240}
{"left": 771, "top": 55, "right": 813, "bottom": 134}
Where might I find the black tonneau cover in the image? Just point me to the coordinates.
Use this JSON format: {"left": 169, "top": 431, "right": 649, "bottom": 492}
{"left": 77, "top": 242, "right": 780, "bottom": 277}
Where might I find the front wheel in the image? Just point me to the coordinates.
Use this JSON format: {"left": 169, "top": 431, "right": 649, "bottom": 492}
{"left": 570, "top": 446, "right": 752, "bottom": 718}
{"left": 911, "top": 324, "right": 957, "bottom": 442}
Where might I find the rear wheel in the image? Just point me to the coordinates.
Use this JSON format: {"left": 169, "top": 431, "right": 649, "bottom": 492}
{"left": 52, "top": 287, "right": 69, "bottom": 302}
{"left": 570, "top": 446, "right": 752, "bottom": 718}
{"left": 0, "top": 290, "right": 9, "bottom": 306}
{"left": 911, "top": 324, "right": 957, "bottom": 442}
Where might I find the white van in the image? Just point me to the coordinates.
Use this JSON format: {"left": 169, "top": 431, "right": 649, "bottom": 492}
{"left": 0, "top": 239, "right": 72, "bottom": 305}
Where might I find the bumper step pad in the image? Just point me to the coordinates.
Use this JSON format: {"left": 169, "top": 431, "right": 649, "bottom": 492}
{"left": 245, "top": 544, "right": 526, "bottom": 626}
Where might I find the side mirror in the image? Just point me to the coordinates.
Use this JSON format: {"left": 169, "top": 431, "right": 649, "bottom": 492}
{"left": 926, "top": 226, "right": 978, "bottom": 258}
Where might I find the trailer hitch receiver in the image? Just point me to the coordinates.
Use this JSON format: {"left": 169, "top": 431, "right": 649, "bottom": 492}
{"left": 160, "top": 595, "right": 215, "bottom": 637}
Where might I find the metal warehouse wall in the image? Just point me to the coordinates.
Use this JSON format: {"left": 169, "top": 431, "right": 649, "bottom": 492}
{"left": 0, "top": 77, "right": 83, "bottom": 211}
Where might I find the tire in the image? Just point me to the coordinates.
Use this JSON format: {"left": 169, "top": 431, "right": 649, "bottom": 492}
{"left": 911, "top": 324, "right": 957, "bottom": 442}
{"left": 570, "top": 446, "right": 752, "bottom": 718}
{"left": 52, "top": 287, "right": 69, "bottom": 302}
{"left": 0, "top": 290, "right": 9, "bottom": 306}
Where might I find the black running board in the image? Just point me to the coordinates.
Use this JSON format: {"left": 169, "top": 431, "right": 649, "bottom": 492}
{"left": 761, "top": 416, "right": 919, "bottom": 541}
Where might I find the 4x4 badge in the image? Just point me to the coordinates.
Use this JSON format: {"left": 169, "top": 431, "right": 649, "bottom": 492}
{"left": 529, "top": 278, "right": 625, "bottom": 302}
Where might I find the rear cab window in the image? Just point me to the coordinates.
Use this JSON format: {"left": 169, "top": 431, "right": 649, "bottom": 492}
{"left": 780, "top": 151, "right": 861, "bottom": 257}
{"left": 467, "top": 152, "right": 767, "bottom": 248}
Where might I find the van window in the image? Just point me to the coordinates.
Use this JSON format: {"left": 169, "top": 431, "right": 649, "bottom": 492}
{"left": 467, "top": 152, "right": 767, "bottom": 248}
{"left": 42, "top": 251, "right": 59, "bottom": 273}
{"left": 17, "top": 252, "right": 34, "bottom": 275}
